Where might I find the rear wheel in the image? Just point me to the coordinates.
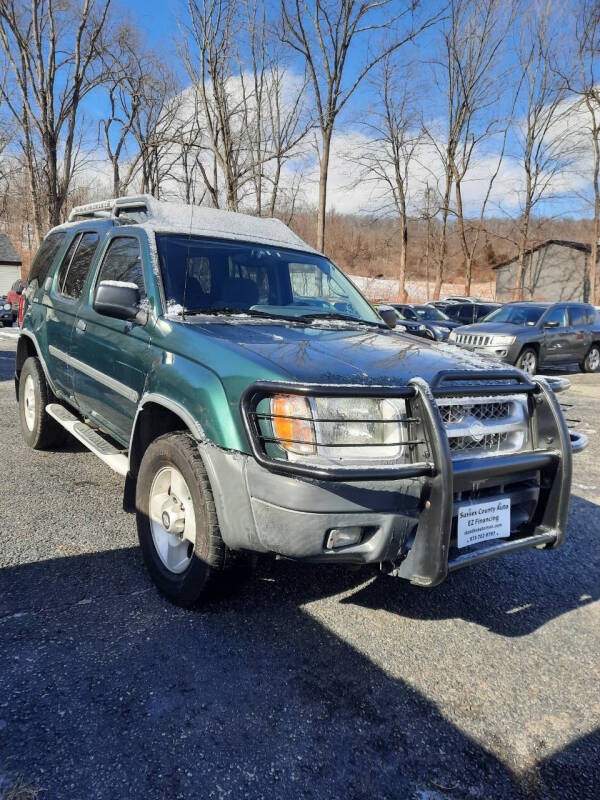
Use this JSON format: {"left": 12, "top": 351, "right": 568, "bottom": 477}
{"left": 581, "top": 344, "right": 600, "bottom": 373}
{"left": 516, "top": 347, "right": 538, "bottom": 376}
{"left": 18, "top": 357, "right": 68, "bottom": 449}
{"left": 135, "top": 432, "right": 228, "bottom": 606}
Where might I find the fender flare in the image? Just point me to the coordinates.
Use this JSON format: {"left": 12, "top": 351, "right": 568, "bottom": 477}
{"left": 128, "top": 392, "right": 206, "bottom": 471}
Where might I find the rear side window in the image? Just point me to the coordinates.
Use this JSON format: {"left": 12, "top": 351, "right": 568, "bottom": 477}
{"left": 544, "top": 306, "right": 568, "bottom": 327}
{"left": 458, "top": 305, "right": 475, "bottom": 323}
{"left": 61, "top": 233, "right": 100, "bottom": 300}
{"left": 569, "top": 306, "right": 588, "bottom": 326}
{"left": 28, "top": 232, "right": 66, "bottom": 287}
{"left": 96, "top": 237, "right": 146, "bottom": 299}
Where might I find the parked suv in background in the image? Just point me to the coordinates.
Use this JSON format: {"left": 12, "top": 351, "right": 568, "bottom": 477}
{"left": 449, "top": 302, "right": 600, "bottom": 375}
{"left": 444, "top": 301, "right": 501, "bottom": 325}
{"left": 7, "top": 279, "right": 24, "bottom": 322}
{"left": 15, "top": 196, "right": 585, "bottom": 607}
{"left": 390, "top": 304, "right": 459, "bottom": 341}
{"left": 0, "top": 296, "right": 13, "bottom": 327}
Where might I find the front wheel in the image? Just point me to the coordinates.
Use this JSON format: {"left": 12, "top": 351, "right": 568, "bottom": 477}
{"left": 581, "top": 344, "right": 600, "bottom": 373}
{"left": 18, "top": 357, "right": 68, "bottom": 449}
{"left": 135, "top": 432, "right": 228, "bottom": 607}
{"left": 516, "top": 347, "right": 538, "bottom": 376}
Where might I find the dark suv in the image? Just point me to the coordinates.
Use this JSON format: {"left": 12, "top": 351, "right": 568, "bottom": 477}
{"left": 15, "top": 196, "right": 586, "bottom": 606}
{"left": 444, "top": 302, "right": 501, "bottom": 325}
{"left": 449, "top": 302, "right": 600, "bottom": 375}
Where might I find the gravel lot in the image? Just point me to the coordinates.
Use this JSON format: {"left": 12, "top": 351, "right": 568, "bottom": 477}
{"left": 0, "top": 335, "right": 598, "bottom": 800}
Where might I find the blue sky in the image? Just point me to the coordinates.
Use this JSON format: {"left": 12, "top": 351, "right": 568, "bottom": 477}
{"left": 103, "top": 0, "right": 591, "bottom": 220}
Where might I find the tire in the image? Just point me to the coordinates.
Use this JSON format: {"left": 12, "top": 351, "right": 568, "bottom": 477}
{"left": 580, "top": 344, "right": 600, "bottom": 373}
{"left": 18, "top": 356, "right": 68, "bottom": 450}
{"left": 135, "top": 432, "right": 228, "bottom": 607}
{"left": 516, "top": 347, "right": 538, "bottom": 376}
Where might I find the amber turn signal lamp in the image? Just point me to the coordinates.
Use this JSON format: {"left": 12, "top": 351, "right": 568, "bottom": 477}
{"left": 270, "top": 394, "right": 316, "bottom": 455}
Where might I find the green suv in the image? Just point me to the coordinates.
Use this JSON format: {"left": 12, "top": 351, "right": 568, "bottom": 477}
{"left": 15, "top": 196, "right": 586, "bottom": 606}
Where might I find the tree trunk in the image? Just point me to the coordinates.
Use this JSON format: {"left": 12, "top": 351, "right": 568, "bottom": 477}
{"left": 112, "top": 159, "right": 120, "bottom": 198}
{"left": 514, "top": 203, "right": 531, "bottom": 302}
{"left": 590, "top": 128, "right": 600, "bottom": 305}
{"left": 316, "top": 129, "right": 332, "bottom": 252}
{"left": 397, "top": 215, "right": 408, "bottom": 303}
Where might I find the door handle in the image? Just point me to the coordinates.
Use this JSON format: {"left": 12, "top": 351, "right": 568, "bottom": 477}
{"left": 76, "top": 319, "right": 87, "bottom": 332}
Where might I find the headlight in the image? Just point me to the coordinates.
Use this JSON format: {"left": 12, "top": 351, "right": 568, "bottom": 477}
{"left": 396, "top": 323, "right": 408, "bottom": 332}
{"left": 448, "top": 330, "right": 457, "bottom": 342}
{"left": 270, "top": 394, "right": 408, "bottom": 461}
{"left": 489, "top": 334, "right": 516, "bottom": 346}
{"left": 432, "top": 325, "right": 449, "bottom": 340}
{"left": 3, "top": 303, "right": 10, "bottom": 311}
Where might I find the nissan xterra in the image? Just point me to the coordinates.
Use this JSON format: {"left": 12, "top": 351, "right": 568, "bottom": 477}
{"left": 15, "top": 196, "right": 587, "bottom": 606}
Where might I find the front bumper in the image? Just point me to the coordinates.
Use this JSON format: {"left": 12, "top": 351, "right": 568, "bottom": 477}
{"left": 201, "top": 375, "right": 577, "bottom": 586}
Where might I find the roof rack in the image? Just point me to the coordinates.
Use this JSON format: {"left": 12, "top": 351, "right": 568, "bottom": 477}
{"left": 68, "top": 195, "right": 152, "bottom": 222}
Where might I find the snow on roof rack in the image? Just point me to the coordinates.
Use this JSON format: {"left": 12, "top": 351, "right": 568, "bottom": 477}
{"left": 68, "top": 196, "right": 152, "bottom": 222}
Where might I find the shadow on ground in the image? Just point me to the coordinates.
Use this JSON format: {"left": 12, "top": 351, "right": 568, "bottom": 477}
{"left": 1, "top": 510, "right": 599, "bottom": 800}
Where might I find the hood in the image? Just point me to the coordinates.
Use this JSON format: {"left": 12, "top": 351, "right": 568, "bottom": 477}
{"left": 455, "top": 322, "right": 533, "bottom": 336}
{"left": 191, "top": 319, "right": 517, "bottom": 385}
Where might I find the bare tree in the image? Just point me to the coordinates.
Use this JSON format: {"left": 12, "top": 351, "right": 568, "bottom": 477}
{"left": 280, "top": 0, "right": 442, "bottom": 252}
{"left": 348, "top": 57, "right": 422, "bottom": 301}
{"left": 240, "top": 0, "right": 311, "bottom": 216}
{"left": 510, "top": 1, "right": 571, "bottom": 300}
{"left": 423, "top": 0, "right": 515, "bottom": 298}
{"left": 100, "top": 25, "right": 147, "bottom": 197}
{"left": 181, "top": 0, "right": 248, "bottom": 210}
{"left": 0, "top": 0, "right": 112, "bottom": 240}
{"left": 129, "top": 62, "right": 180, "bottom": 199}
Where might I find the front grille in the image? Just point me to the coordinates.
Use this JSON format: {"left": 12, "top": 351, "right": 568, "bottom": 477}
{"left": 455, "top": 333, "right": 494, "bottom": 347}
{"left": 449, "top": 431, "right": 509, "bottom": 453}
{"left": 439, "top": 400, "right": 511, "bottom": 425}
{"left": 436, "top": 395, "right": 529, "bottom": 459}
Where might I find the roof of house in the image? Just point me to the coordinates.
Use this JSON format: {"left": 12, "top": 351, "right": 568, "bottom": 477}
{"left": 492, "top": 240, "right": 591, "bottom": 270}
{"left": 0, "top": 234, "right": 22, "bottom": 265}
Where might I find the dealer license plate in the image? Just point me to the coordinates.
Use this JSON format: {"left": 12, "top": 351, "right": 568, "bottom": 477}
{"left": 457, "top": 498, "right": 511, "bottom": 549}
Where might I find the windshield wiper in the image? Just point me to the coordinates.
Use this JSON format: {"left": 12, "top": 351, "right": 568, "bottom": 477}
{"left": 296, "top": 311, "right": 383, "bottom": 327}
{"left": 182, "top": 307, "right": 305, "bottom": 323}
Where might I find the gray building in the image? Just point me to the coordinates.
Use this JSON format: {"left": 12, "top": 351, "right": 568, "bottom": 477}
{"left": 493, "top": 240, "right": 595, "bottom": 303}
{"left": 0, "top": 234, "right": 22, "bottom": 296}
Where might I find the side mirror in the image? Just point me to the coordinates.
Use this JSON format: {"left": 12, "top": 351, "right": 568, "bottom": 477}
{"left": 543, "top": 320, "right": 560, "bottom": 329}
{"left": 377, "top": 304, "right": 397, "bottom": 329}
{"left": 94, "top": 280, "right": 142, "bottom": 322}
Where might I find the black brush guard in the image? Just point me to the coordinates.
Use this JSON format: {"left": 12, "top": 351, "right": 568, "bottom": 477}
{"left": 240, "top": 371, "right": 574, "bottom": 586}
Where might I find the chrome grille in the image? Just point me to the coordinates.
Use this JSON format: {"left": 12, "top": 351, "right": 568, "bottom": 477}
{"left": 437, "top": 395, "right": 529, "bottom": 459}
{"left": 454, "top": 333, "right": 493, "bottom": 347}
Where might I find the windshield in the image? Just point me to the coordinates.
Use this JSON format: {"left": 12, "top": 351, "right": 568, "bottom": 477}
{"left": 414, "top": 306, "right": 450, "bottom": 321}
{"left": 482, "top": 304, "right": 545, "bottom": 325}
{"left": 155, "top": 235, "right": 381, "bottom": 324}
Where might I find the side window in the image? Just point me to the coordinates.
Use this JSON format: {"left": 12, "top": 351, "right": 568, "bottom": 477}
{"left": 568, "top": 306, "right": 587, "bottom": 326}
{"left": 587, "top": 308, "right": 597, "bottom": 325}
{"left": 28, "top": 232, "right": 67, "bottom": 287}
{"left": 96, "top": 237, "right": 146, "bottom": 300}
{"left": 543, "top": 306, "right": 568, "bottom": 327}
{"left": 62, "top": 232, "right": 100, "bottom": 300}
{"left": 458, "top": 305, "right": 474, "bottom": 323}
{"left": 55, "top": 235, "right": 82, "bottom": 295}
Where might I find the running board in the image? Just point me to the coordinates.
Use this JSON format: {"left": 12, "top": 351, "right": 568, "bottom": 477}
{"left": 46, "top": 403, "right": 128, "bottom": 476}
